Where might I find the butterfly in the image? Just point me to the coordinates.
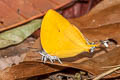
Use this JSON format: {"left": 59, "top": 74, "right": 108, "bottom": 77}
{"left": 39, "top": 9, "right": 109, "bottom": 64}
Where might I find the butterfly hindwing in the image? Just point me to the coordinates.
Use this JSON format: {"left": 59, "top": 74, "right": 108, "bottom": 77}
{"left": 40, "top": 9, "right": 93, "bottom": 58}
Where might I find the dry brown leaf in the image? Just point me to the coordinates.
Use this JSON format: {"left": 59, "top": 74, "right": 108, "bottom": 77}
{"left": 0, "top": 39, "right": 65, "bottom": 80}
{"left": 1, "top": 21, "right": 120, "bottom": 79}
{"left": 23, "top": 22, "right": 120, "bottom": 79}
{"left": 0, "top": 61, "right": 65, "bottom": 80}
{"left": 1, "top": 26, "right": 118, "bottom": 79}
{"left": 82, "top": 23, "right": 120, "bottom": 44}
{"left": 69, "top": 0, "right": 120, "bottom": 29}
{"left": 1, "top": 1, "right": 120, "bottom": 79}
{"left": 0, "top": 0, "right": 73, "bottom": 32}
{"left": 0, "top": 38, "right": 35, "bottom": 70}
{"left": 89, "top": 0, "right": 120, "bottom": 15}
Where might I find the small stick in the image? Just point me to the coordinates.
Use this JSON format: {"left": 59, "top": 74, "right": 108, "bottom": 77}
{"left": 102, "top": 64, "right": 120, "bottom": 69}
{"left": 27, "top": 47, "right": 39, "bottom": 49}
{"left": 93, "top": 66, "right": 120, "bottom": 80}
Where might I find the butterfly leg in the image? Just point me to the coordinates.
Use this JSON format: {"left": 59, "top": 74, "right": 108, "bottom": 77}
{"left": 41, "top": 55, "right": 44, "bottom": 61}
{"left": 47, "top": 54, "right": 54, "bottom": 63}
{"left": 41, "top": 55, "right": 47, "bottom": 63}
{"left": 39, "top": 51, "right": 62, "bottom": 64}
{"left": 55, "top": 56, "right": 63, "bottom": 64}
{"left": 90, "top": 46, "right": 96, "bottom": 53}
{"left": 47, "top": 54, "right": 62, "bottom": 64}
{"left": 39, "top": 51, "right": 48, "bottom": 63}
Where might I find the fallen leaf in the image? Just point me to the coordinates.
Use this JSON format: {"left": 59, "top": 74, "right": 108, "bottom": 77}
{"left": 82, "top": 23, "right": 120, "bottom": 44}
{"left": 89, "top": 0, "right": 120, "bottom": 15}
{"left": 0, "top": 0, "right": 73, "bottom": 32}
{"left": 0, "top": 61, "right": 65, "bottom": 80}
{"left": 0, "top": 19, "right": 41, "bottom": 48}
{"left": 1, "top": 0, "right": 120, "bottom": 79}
{"left": 0, "top": 37, "right": 35, "bottom": 70}
{"left": 23, "top": 21, "right": 120, "bottom": 79}
{"left": 0, "top": 33, "right": 119, "bottom": 80}
{"left": 69, "top": 0, "right": 120, "bottom": 29}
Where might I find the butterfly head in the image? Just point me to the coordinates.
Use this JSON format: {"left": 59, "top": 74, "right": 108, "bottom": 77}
{"left": 100, "top": 40, "right": 109, "bottom": 48}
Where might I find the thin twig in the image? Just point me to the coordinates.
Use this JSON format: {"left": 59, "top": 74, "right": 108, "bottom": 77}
{"left": 93, "top": 66, "right": 120, "bottom": 80}
{"left": 102, "top": 64, "right": 120, "bottom": 69}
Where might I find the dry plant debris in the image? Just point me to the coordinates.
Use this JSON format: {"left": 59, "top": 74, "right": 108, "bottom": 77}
{"left": 1, "top": 0, "right": 120, "bottom": 80}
